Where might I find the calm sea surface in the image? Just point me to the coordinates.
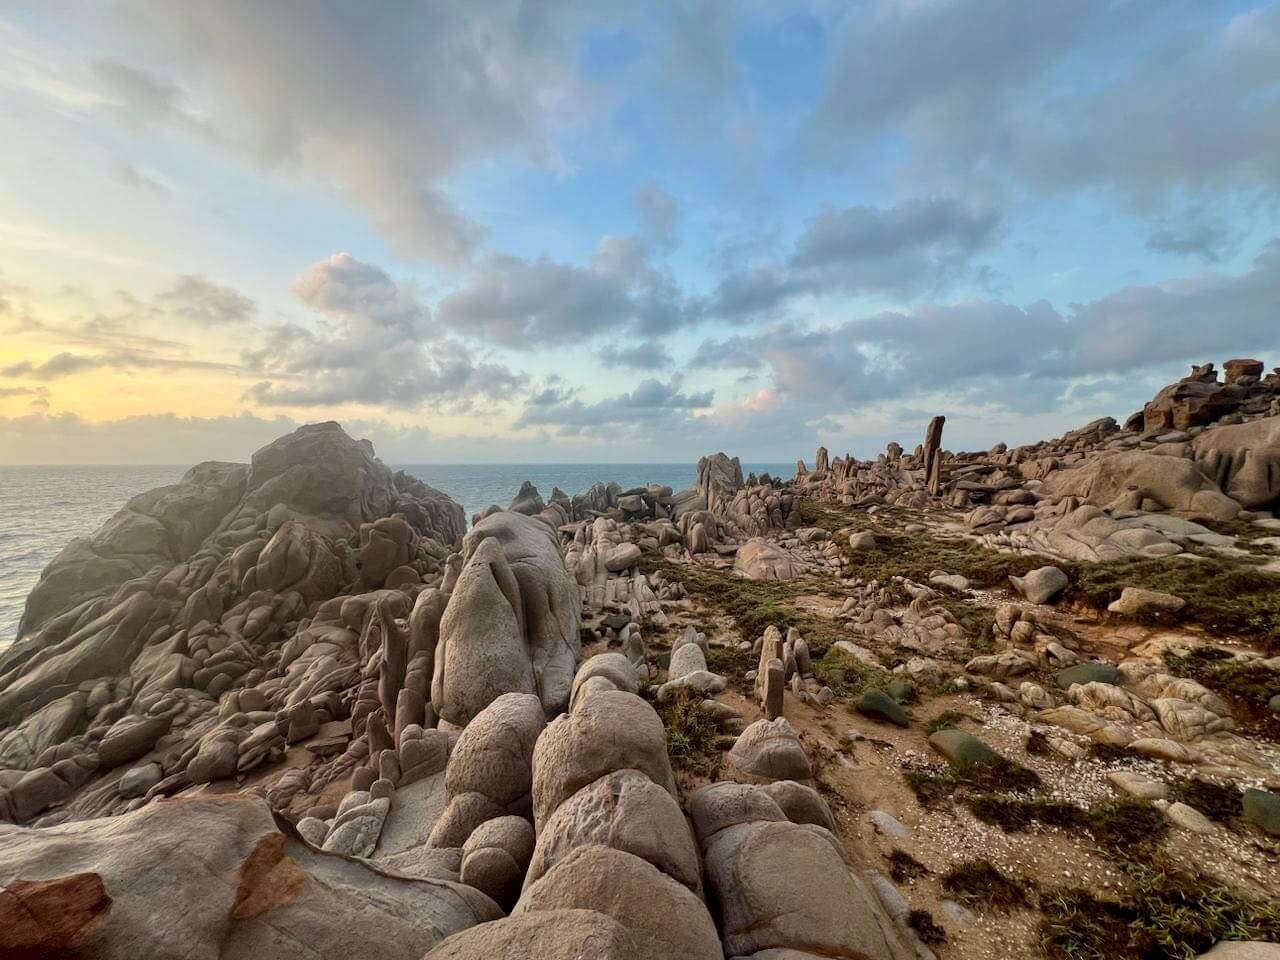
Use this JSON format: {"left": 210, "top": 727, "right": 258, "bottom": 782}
{"left": 0, "top": 462, "right": 791, "bottom": 644}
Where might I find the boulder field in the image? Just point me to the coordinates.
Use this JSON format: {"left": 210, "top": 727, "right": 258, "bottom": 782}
{"left": 1, "top": 360, "right": 1279, "bottom": 959}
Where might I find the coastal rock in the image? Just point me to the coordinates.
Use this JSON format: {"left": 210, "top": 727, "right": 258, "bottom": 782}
{"left": 734, "top": 538, "right": 800, "bottom": 581}
{"left": 0, "top": 794, "right": 501, "bottom": 959}
{"left": 432, "top": 511, "right": 580, "bottom": 725}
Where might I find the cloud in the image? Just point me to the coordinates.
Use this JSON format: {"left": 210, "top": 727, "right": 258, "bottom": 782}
{"left": 514, "top": 376, "right": 713, "bottom": 435}
{"left": 808, "top": 1, "right": 1280, "bottom": 211}
{"left": 438, "top": 235, "right": 699, "bottom": 345}
{"left": 695, "top": 237, "right": 1280, "bottom": 409}
{"left": 291, "top": 253, "right": 426, "bottom": 336}
{"left": 156, "top": 275, "right": 256, "bottom": 325}
{"left": 597, "top": 341, "right": 673, "bottom": 370}
{"left": 244, "top": 252, "right": 525, "bottom": 409}
{"left": 123, "top": 2, "right": 617, "bottom": 262}
{"left": 634, "top": 183, "right": 680, "bottom": 249}
{"left": 1, "top": 349, "right": 242, "bottom": 380}
{"left": 1144, "top": 215, "right": 1236, "bottom": 263}
{"left": 113, "top": 160, "right": 169, "bottom": 197}
{"left": 710, "top": 197, "right": 1000, "bottom": 319}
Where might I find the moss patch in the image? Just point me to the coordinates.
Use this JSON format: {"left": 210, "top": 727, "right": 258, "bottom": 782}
{"left": 1068, "top": 555, "right": 1280, "bottom": 645}
{"left": 815, "top": 647, "right": 892, "bottom": 699}
{"left": 941, "top": 860, "right": 1034, "bottom": 909}
{"left": 1039, "top": 860, "right": 1280, "bottom": 960}
{"left": 649, "top": 558, "right": 845, "bottom": 649}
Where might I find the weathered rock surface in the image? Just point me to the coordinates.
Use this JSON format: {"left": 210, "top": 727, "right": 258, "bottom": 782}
{"left": 0, "top": 795, "right": 500, "bottom": 959}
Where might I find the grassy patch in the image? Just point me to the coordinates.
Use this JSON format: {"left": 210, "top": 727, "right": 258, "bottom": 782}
{"left": 885, "top": 848, "right": 929, "bottom": 883}
{"left": 963, "top": 794, "right": 1167, "bottom": 852}
{"left": 1068, "top": 555, "right": 1280, "bottom": 644}
{"left": 657, "top": 689, "right": 723, "bottom": 778}
{"left": 1164, "top": 648, "right": 1280, "bottom": 735}
{"left": 706, "top": 643, "right": 758, "bottom": 693}
{"left": 942, "top": 860, "right": 1034, "bottom": 909}
{"left": 905, "top": 755, "right": 1041, "bottom": 807}
{"left": 649, "top": 558, "right": 845, "bottom": 648}
{"left": 815, "top": 646, "right": 892, "bottom": 699}
{"left": 1039, "top": 860, "right": 1280, "bottom": 960}
{"left": 832, "top": 524, "right": 1045, "bottom": 588}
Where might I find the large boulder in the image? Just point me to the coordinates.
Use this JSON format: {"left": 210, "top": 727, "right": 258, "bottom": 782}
{"left": 530, "top": 690, "right": 676, "bottom": 828}
{"left": 0, "top": 795, "right": 501, "bottom": 959}
{"left": 433, "top": 512, "right": 580, "bottom": 726}
{"left": 515, "top": 846, "right": 721, "bottom": 960}
{"left": 696, "top": 452, "right": 744, "bottom": 514}
{"left": 734, "top": 539, "right": 800, "bottom": 582}
{"left": 1193, "top": 416, "right": 1280, "bottom": 510}
{"left": 689, "top": 781, "right": 904, "bottom": 960}
{"left": 1042, "top": 450, "right": 1240, "bottom": 521}
{"left": 524, "top": 769, "right": 702, "bottom": 894}
{"left": 15, "top": 462, "right": 248, "bottom": 639}
{"left": 424, "top": 908, "right": 641, "bottom": 959}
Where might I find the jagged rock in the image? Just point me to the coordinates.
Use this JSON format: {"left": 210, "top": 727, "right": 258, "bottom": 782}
{"left": 696, "top": 452, "right": 744, "bottom": 514}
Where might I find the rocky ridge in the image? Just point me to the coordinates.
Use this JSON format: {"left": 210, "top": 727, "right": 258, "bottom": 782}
{"left": 1, "top": 363, "right": 1279, "bottom": 959}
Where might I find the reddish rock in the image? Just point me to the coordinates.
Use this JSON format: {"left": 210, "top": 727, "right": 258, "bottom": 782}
{"left": 0, "top": 872, "right": 112, "bottom": 954}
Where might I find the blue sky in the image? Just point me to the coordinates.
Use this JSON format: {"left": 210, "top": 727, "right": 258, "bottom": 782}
{"left": 0, "top": 0, "right": 1278, "bottom": 464}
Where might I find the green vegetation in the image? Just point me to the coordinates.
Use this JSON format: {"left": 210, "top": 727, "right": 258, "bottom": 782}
{"left": 647, "top": 557, "right": 844, "bottom": 649}
{"left": 1039, "top": 861, "right": 1280, "bottom": 960}
{"left": 941, "top": 860, "right": 1034, "bottom": 909}
{"left": 657, "top": 689, "right": 723, "bottom": 778}
{"left": 814, "top": 646, "right": 892, "bottom": 699}
{"left": 835, "top": 523, "right": 1045, "bottom": 588}
{"left": 904, "top": 755, "right": 1041, "bottom": 807}
{"left": 964, "top": 793, "right": 1167, "bottom": 853}
{"left": 1069, "top": 555, "right": 1280, "bottom": 645}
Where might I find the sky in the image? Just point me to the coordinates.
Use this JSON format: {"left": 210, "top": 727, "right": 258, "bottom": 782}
{"left": 1, "top": 0, "right": 1278, "bottom": 465}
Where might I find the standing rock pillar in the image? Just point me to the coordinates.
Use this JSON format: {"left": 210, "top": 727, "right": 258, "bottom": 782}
{"left": 922, "top": 415, "right": 945, "bottom": 497}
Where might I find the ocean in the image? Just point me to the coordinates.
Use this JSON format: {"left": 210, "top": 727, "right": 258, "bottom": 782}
{"left": 0, "top": 462, "right": 792, "bottom": 644}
